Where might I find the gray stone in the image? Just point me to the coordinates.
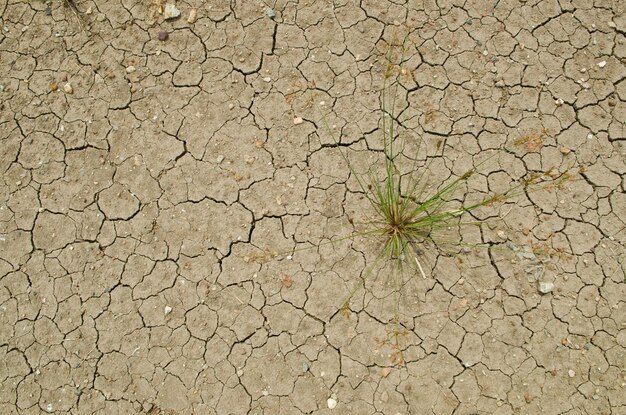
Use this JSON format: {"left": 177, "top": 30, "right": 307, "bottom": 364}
{"left": 538, "top": 281, "right": 554, "bottom": 294}
{"left": 164, "top": 3, "right": 181, "bottom": 19}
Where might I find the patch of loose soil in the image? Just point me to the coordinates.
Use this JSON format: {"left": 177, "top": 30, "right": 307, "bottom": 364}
{"left": 0, "top": 0, "right": 624, "bottom": 414}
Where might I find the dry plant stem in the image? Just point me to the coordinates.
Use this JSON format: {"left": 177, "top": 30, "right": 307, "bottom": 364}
{"left": 414, "top": 256, "right": 427, "bottom": 279}
{"left": 63, "top": 0, "right": 87, "bottom": 32}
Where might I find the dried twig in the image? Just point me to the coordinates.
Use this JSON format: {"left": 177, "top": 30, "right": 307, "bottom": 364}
{"left": 63, "top": 0, "right": 87, "bottom": 32}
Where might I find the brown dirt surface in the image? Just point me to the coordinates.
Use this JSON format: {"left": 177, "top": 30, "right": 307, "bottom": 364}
{"left": 1, "top": 0, "right": 625, "bottom": 414}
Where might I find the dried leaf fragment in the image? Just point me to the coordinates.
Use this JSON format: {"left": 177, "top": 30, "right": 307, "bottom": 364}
{"left": 281, "top": 274, "right": 293, "bottom": 288}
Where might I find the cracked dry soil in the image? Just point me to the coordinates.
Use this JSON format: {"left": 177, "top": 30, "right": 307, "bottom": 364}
{"left": 1, "top": 0, "right": 625, "bottom": 414}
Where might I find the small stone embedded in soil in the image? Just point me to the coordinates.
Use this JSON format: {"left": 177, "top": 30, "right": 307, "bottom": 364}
{"left": 608, "top": 21, "right": 616, "bottom": 28}
{"left": 302, "top": 362, "right": 309, "bottom": 373}
{"left": 163, "top": 3, "right": 181, "bottom": 19}
{"left": 187, "top": 8, "right": 197, "bottom": 23}
{"left": 63, "top": 83, "right": 73, "bottom": 94}
{"left": 126, "top": 65, "right": 136, "bottom": 73}
{"left": 164, "top": 306, "right": 172, "bottom": 315}
{"left": 538, "top": 281, "right": 554, "bottom": 294}
{"left": 597, "top": 61, "right": 606, "bottom": 68}
{"left": 216, "top": 154, "right": 225, "bottom": 164}
{"left": 266, "top": 8, "right": 276, "bottom": 18}
{"left": 293, "top": 116, "right": 303, "bottom": 125}
{"left": 262, "top": 76, "right": 271, "bottom": 83}
{"left": 86, "top": 7, "right": 92, "bottom": 15}
{"left": 327, "top": 398, "right": 337, "bottom": 409}
{"left": 158, "top": 30, "right": 168, "bottom": 41}
{"left": 568, "top": 369, "right": 576, "bottom": 377}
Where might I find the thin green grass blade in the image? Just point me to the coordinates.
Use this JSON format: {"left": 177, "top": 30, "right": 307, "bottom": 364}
{"left": 315, "top": 102, "right": 380, "bottom": 211}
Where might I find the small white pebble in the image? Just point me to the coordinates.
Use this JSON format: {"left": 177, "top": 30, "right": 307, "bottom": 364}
{"left": 63, "top": 83, "right": 73, "bottom": 94}
{"left": 538, "top": 282, "right": 554, "bottom": 294}
{"left": 164, "top": 306, "right": 172, "bottom": 315}
{"left": 597, "top": 61, "right": 606, "bottom": 68}
{"left": 568, "top": 369, "right": 576, "bottom": 378}
{"left": 587, "top": 133, "right": 594, "bottom": 139}
{"left": 126, "top": 65, "right": 136, "bottom": 73}
{"left": 262, "top": 76, "right": 271, "bottom": 82}
{"left": 327, "top": 398, "right": 337, "bottom": 409}
{"left": 293, "top": 117, "right": 303, "bottom": 125}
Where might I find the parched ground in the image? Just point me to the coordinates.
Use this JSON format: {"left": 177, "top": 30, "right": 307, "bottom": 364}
{"left": 1, "top": 0, "right": 625, "bottom": 414}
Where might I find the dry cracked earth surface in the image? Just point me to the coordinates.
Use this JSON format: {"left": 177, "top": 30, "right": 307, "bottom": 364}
{"left": 1, "top": 0, "right": 625, "bottom": 414}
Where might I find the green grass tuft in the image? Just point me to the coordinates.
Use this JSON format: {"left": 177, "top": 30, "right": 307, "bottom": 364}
{"left": 315, "top": 33, "right": 569, "bottom": 320}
